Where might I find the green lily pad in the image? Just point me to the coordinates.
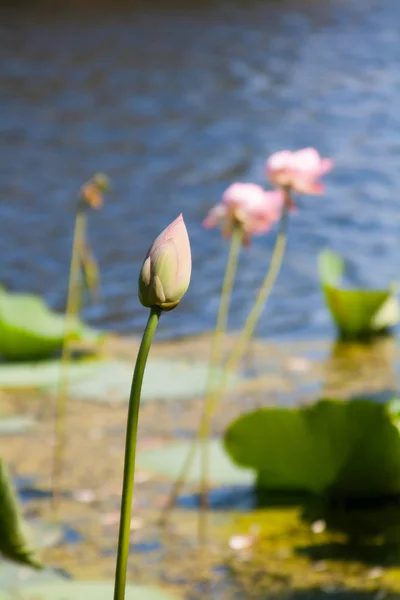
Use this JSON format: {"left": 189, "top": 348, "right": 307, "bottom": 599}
{"left": 0, "top": 581, "right": 178, "bottom": 599}
{"left": 224, "top": 397, "right": 400, "bottom": 497}
{"left": 0, "top": 416, "right": 34, "bottom": 436}
{"left": 0, "top": 358, "right": 239, "bottom": 402}
{"left": 318, "top": 250, "right": 399, "bottom": 339}
{"left": 0, "top": 460, "right": 41, "bottom": 568}
{"left": 0, "top": 360, "right": 99, "bottom": 390}
{"left": 0, "top": 563, "right": 64, "bottom": 592}
{"left": 0, "top": 286, "right": 99, "bottom": 361}
{"left": 138, "top": 439, "right": 253, "bottom": 485}
{"left": 68, "top": 359, "right": 239, "bottom": 403}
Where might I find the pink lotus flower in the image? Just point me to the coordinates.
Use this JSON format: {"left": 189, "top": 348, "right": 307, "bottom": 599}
{"left": 203, "top": 182, "right": 284, "bottom": 246}
{"left": 138, "top": 214, "right": 192, "bottom": 312}
{"left": 266, "top": 148, "right": 333, "bottom": 197}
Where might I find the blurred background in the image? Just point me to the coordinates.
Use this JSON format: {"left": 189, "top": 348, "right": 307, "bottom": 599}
{"left": 2, "top": 0, "right": 399, "bottom": 341}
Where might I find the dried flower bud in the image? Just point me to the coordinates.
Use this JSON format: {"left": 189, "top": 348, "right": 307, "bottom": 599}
{"left": 80, "top": 173, "right": 110, "bottom": 210}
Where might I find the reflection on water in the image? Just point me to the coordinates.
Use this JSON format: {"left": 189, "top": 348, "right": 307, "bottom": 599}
{"left": 1, "top": 0, "right": 400, "bottom": 340}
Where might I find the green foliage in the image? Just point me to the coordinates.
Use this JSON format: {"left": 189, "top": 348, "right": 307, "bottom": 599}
{"left": 0, "top": 581, "right": 178, "bottom": 599}
{"left": 0, "top": 460, "right": 41, "bottom": 568}
{"left": 0, "top": 287, "right": 99, "bottom": 361}
{"left": 318, "top": 250, "right": 399, "bottom": 339}
{"left": 224, "top": 398, "right": 400, "bottom": 497}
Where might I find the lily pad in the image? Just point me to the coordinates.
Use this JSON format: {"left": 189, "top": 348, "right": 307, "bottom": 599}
{"left": 68, "top": 359, "right": 239, "bottom": 403}
{"left": 0, "top": 460, "right": 41, "bottom": 568}
{"left": 0, "top": 416, "right": 34, "bottom": 436}
{"left": 0, "top": 581, "right": 178, "bottom": 599}
{"left": 0, "top": 360, "right": 100, "bottom": 390}
{"left": 0, "top": 563, "right": 64, "bottom": 592}
{"left": 0, "top": 358, "right": 239, "bottom": 402}
{"left": 0, "top": 286, "right": 99, "bottom": 361}
{"left": 224, "top": 397, "right": 400, "bottom": 497}
{"left": 318, "top": 250, "right": 399, "bottom": 339}
{"left": 137, "top": 439, "right": 253, "bottom": 485}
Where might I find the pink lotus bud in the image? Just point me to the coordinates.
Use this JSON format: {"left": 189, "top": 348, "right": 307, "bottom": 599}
{"left": 138, "top": 214, "right": 192, "bottom": 311}
{"left": 203, "top": 182, "right": 284, "bottom": 246}
{"left": 266, "top": 147, "right": 333, "bottom": 197}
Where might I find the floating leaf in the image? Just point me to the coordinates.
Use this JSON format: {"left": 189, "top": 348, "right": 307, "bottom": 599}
{"left": 0, "top": 581, "right": 178, "bottom": 599}
{"left": 0, "top": 358, "right": 240, "bottom": 401}
{"left": 0, "top": 563, "right": 63, "bottom": 592}
{"left": 318, "top": 250, "right": 399, "bottom": 339}
{"left": 0, "top": 359, "right": 99, "bottom": 390}
{"left": 138, "top": 439, "right": 253, "bottom": 485}
{"left": 0, "top": 416, "right": 34, "bottom": 436}
{"left": 224, "top": 398, "right": 400, "bottom": 497}
{"left": 0, "top": 460, "right": 41, "bottom": 568}
{"left": 0, "top": 287, "right": 100, "bottom": 361}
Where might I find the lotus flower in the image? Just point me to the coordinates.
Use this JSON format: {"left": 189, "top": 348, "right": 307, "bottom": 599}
{"left": 138, "top": 214, "right": 192, "bottom": 311}
{"left": 203, "top": 183, "right": 284, "bottom": 246}
{"left": 266, "top": 148, "right": 333, "bottom": 198}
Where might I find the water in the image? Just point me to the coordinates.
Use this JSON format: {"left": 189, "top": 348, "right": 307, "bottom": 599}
{"left": 1, "top": 0, "right": 400, "bottom": 340}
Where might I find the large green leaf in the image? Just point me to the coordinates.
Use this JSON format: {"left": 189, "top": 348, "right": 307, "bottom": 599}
{"left": 224, "top": 398, "right": 400, "bottom": 497}
{"left": 318, "top": 250, "right": 399, "bottom": 339}
{"left": 0, "top": 581, "right": 178, "bottom": 599}
{"left": 0, "top": 460, "right": 41, "bottom": 568}
{"left": 0, "top": 287, "right": 99, "bottom": 361}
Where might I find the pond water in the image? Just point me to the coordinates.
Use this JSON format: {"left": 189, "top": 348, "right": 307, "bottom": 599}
{"left": 1, "top": 0, "right": 400, "bottom": 340}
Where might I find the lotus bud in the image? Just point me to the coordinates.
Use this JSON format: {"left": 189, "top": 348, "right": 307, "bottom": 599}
{"left": 138, "top": 214, "right": 192, "bottom": 312}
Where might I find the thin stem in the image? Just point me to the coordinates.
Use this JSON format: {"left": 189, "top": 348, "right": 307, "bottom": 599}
{"left": 160, "top": 199, "right": 289, "bottom": 527}
{"left": 158, "top": 227, "right": 242, "bottom": 528}
{"left": 198, "top": 225, "right": 242, "bottom": 546}
{"left": 113, "top": 307, "right": 161, "bottom": 600}
{"left": 51, "top": 208, "right": 86, "bottom": 515}
{"left": 207, "top": 226, "right": 243, "bottom": 393}
{"left": 208, "top": 202, "right": 289, "bottom": 408}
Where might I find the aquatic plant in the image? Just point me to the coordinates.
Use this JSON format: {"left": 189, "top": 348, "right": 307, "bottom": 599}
{"left": 224, "top": 397, "right": 400, "bottom": 498}
{"left": 51, "top": 173, "right": 109, "bottom": 514}
{"left": 158, "top": 183, "right": 283, "bottom": 537}
{"left": 160, "top": 148, "right": 333, "bottom": 543}
{"left": 0, "top": 459, "right": 41, "bottom": 568}
{"left": 113, "top": 214, "right": 191, "bottom": 600}
{"left": 0, "top": 287, "right": 97, "bottom": 362}
{"left": 319, "top": 249, "right": 399, "bottom": 340}
{"left": 203, "top": 182, "right": 283, "bottom": 246}
{"left": 266, "top": 147, "right": 333, "bottom": 200}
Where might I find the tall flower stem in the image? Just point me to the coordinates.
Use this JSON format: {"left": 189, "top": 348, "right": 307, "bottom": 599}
{"left": 51, "top": 207, "right": 86, "bottom": 515}
{"left": 113, "top": 306, "right": 162, "bottom": 600}
{"left": 158, "top": 227, "right": 242, "bottom": 527}
{"left": 160, "top": 199, "right": 290, "bottom": 530}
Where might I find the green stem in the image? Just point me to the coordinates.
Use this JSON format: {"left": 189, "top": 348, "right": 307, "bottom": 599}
{"left": 113, "top": 307, "right": 161, "bottom": 600}
{"left": 160, "top": 199, "right": 289, "bottom": 528}
{"left": 207, "top": 225, "right": 243, "bottom": 392}
{"left": 51, "top": 208, "right": 86, "bottom": 515}
{"left": 208, "top": 201, "right": 289, "bottom": 408}
{"left": 158, "top": 228, "right": 242, "bottom": 528}
{"left": 198, "top": 225, "right": 242, "bottom": 546}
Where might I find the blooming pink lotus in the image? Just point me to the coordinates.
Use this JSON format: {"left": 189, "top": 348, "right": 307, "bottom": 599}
{"left": 266, "top": 148, "right": 333, "bottom": 198}
{"left": 203, "top": 182, "right": 284, "bottom": 246}
{"left": 138, "top": 214, "right": 192, "bottom": 311}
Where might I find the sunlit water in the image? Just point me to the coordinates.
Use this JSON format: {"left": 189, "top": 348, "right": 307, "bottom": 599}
{"left": 1, "top": 0, "right": 400, "bottom": 340}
